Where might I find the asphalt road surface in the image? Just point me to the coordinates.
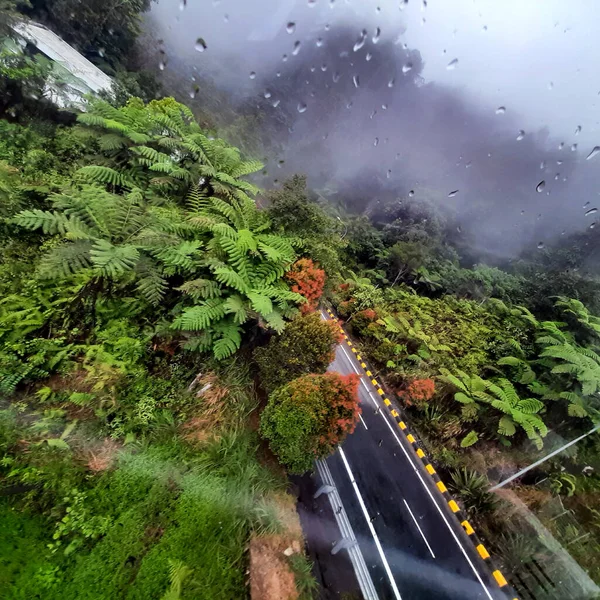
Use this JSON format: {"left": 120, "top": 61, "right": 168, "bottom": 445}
{"left": 317, "top": 309, "right": 508, "bottom": 600}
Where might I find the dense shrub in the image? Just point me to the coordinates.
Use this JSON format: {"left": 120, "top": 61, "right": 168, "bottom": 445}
{"left": 260, "top": 372, "right": 360, "bottom": 474}
{"left": 254, "top": 312, "right": 341, "bottom": 394}
{"left": 286, "top": 258, "right": 326, "bottom": 313}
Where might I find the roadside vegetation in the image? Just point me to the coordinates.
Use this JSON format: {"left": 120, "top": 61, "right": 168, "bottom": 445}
{"left": 2, "top": 8, "right": 600, "bottom": 599}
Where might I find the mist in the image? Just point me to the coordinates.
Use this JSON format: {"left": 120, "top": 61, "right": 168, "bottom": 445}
{"left": 141, "top": 0, "right": 600, "bottom": 259}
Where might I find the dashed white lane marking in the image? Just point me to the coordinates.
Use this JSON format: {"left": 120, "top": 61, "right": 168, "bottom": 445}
{"left": 326, "top": 314, "right": 495, "bottom": 600}
{"left": 338, "top": 447, "right": 403, "bottom": 600}
{"left": 359, "top": 414, "right": 369, "bottom": 430}
{"left": 403, "top": 498, "right": 436, "bottom": 558}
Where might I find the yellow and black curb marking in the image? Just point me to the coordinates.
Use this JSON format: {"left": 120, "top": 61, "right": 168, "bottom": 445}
{"left": 326, "top": 307, "right": 519, "bottom": 600}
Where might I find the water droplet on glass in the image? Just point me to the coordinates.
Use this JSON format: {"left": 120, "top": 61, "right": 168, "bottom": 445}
{"left": 346, "top": 101, "right": 353, "bottom": 109}
{"left": 590, "top": 222, "right": 596, "bottom": 230}
{"left": 447, "top": 58, "right": 459, "bottom": 70}
{"left": 482, "top": 25, "right": 488, "bottom": 31}
{"left": 388, "top": 78, "right": 395, "bottom": 88}
{"left": 387, "top": 169, "right": 392, "bottom": 179}
{"left": 586, "top": 146, "right": 600, "bottom": 160}
{"left": 264, "top": 90, "right": 272, "bottom": 99}
{"left": 448, "top": 190, "right": 459, "bottom": 197}
{"left": 354, "top": 30, "right": 368, "bottom": 52}
{"left": 369, "top": 110, "right": 377, "bottom": 119}
{"left": 373, "top": 137, "right": 379, "bottom": 147}
{"left": 520, "top": 210, "right": 525, "bottom": 215}
{"left": 333, "top": 72, "right": 341, "bottom": 83}
{"left": 548, "top": 81, "right": 554, "bottom": 90}
{"left": 321, "top": 63, "right": 328, "bottom": 71}
{"left": 516, "top": 130, "right": 525, "bottom": 141}
{"left": 571, "top": 143, "right": 578, "bottom": 151}
{"left": 409, "top": 190, "right": 415, "bottom": 197}
{"left": 325, "top": 23, "right": 330, "bottom": 30}
{"left": 558, "top": 142, "right": 564, "bottom": 150}
{"left": 554, "top": 173, "right": 560, "bottom": 180}
{"left": 276, "top": 71, "right": 281, "bottom": 77}
{"left": 353, "top": 74, "right": 360, "bottom": 88}
{"left": 310, "top": 65, "right": 316, "bottom": 72}
{"left": 308, "top": 0, "right": 317, "bottom": 6}
{"left": 402, "top": 63, "right": 413, "bottom": 73}
{"left": 286, "top": 22, "right": 296, "bottom": 34}
{"left": 540, "top": 160, "right": 546, "bottom": 170}
{"left": 282, "top": 54, "right": 288, "bottom": 62}
{"left": 293, "top": 41, "right": 301, "bottom": 56}
{"left": 373, "top": 27, "right": 381, "bottom": 43}
{"left": 159, "top": 60, "right": 166, "bottom": 71}
{"left": 297, "top": 102, "right": 307, "bottom": 113}
{"left": 584, "top": 201, "right": 591, "bottom": 208}
{"left": 179, "top": 0, "right": 186, "bottom": 10}
{"left": 575, "top": 125, "right": 582, "bottom": 135}
{"left": 382, "top": 103, "right": 388, "bottom": 110}
{"left": 536, "top": 180, "right": 546, "bottom": 192}
{"left": 316, "top": 37, "right": 323, "bottom": 47}
{"left": 224, "top": 13, "right": 229, "bottom": 22}
{"left": 249, "top": 71, "right": 256, "bottom": 79}
{"left": 586, "top": 208, "right": 598, "bottom": 217}
{"left": 366, "top": 52, "right": 373, "bottom": 61}
{"left": 537, "top": 241, "right": 545, "bottom": 249}
{"left": 272, "top": 99, "right": 280, "bottom": 108}
{"left": 496, "top": 106, "right": 506, "bottom": 114}
{"left": 195, "top": 37, "right": 207, "bottom": 52}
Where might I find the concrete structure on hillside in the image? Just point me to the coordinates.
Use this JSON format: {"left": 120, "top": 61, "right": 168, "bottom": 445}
{"left": 10, "top": 20, "right": 113, "bottom": 107}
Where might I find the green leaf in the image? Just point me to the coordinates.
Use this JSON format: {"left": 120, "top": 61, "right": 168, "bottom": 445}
{"left": 46, "top": 438, "right": 70, "bottom": 450}
{"left": 498, "top": 415, "right": 516, "bottom": 437}
{"left": 460, "top": 431, "right": 479, "bottom": 448}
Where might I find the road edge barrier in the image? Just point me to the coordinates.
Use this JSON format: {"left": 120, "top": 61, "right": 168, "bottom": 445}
{"left": 325, "top": 306, "right": 519, "bottom": 600}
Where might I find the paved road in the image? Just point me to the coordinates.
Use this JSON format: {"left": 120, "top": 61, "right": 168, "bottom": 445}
{"left": 317, "top": 310, "right": 508, "bottom": 600}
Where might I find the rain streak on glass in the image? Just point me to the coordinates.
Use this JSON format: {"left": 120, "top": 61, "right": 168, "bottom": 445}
{"left": 293, "top": 41, "right": 301, "bottom": 56}
{"left": 353, "top": 30, "right": 368, "bottom": 52}
{"left": 372, "top": 27, "right": 381, "bottom": 44}
{"left": 586, "top": 208, "right": 598, "bottom": 217}
{"left": 586, "top": 146, "right": 600, "bottom": 161}
{"left": 448, "top": 190, "right": 459, "bottom": 197}
{"left": 446, "top": 58, "right": 459, "bottom": 70}
{"left": 353, "top": 74, "right": 360, "bottom": 88}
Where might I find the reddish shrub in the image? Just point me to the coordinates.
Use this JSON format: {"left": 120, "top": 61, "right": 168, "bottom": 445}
{"left": 286, "top": 258, "right": 326, "bottom": 313}
{"left": 260, "top": 372, "right": 361, "bottom": 473}
{"left": 401, "top": 378, "right": 435, "bottom": 406}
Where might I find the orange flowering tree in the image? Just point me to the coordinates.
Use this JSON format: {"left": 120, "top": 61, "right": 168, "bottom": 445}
{"left": 286, "top": 258, "right": 326, "bottom": 313}
{"left": 401, "top": 378, "right": 435, "bottom": 406}
{"left": 260, "top": 372, "right": 361, "bottom": 473}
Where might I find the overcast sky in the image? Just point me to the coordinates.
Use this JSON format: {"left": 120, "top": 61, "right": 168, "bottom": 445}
{"left": 144, "top": 0, "right": 600, "bottom": 257}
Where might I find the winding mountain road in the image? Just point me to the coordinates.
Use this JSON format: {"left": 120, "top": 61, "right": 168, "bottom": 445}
{"left": 314, "top": 309, "right": 514, "bottom": 600}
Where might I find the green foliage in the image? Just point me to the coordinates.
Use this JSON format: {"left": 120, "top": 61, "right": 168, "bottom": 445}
{"left": 254, "top": 312, "right": 341, "bottom": 394}
{"left": 460, "top": 430, "right": 479, "bottom": 448}
{"left": 440, "top": 369, "right": 548, "bottom": 448}
{"left": 260, "top": 372, "right": 360, "bottom": 474}
{"left": 448, "top": 467, "right": 498, "bottom": 515}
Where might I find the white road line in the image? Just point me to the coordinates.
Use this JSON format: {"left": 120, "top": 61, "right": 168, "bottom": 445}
{"left": 359, "top": 414, "right": 369, "bottom": 430}
{"left": 338, "top": 447, "right": 403, "bottom": 600}
{"left": 340, "top": 345, "right": 361, "bottom": 374}
{"left": 326, "top": 311, "right": 495, "bottom": 599}
{"left": 403, "top": 499, "right": 436, "bottom": 558}
{"left": 375, "top": 408, "right": 494, "bottom": 599}
{"left": 316, "top": 459, "right": 379, "bottom": 600}
{"left": 413, "top": 469, "right": 494, "bottom": 600}
{"left": 372, "top": 395, "right": 495, "bottom": 599}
